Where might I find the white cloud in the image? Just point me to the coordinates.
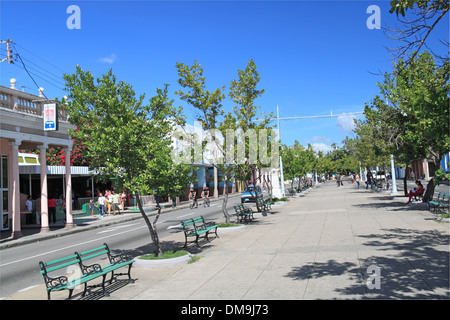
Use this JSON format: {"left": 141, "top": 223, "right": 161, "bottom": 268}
{"left": 336, "top": 114, "right": 356, "bottom": 132}
{"left": 98, "top": 54, "right": 117, "bottom": 64}
{"left": 310, "top": 136, "right": 332, "bottom": 142}
{"left": 311, "top": 143, "right": 334, "bottom": 154}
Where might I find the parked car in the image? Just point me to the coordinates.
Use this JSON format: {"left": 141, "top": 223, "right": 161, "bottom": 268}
{"left": 241, "top": 185, "right": 262, "bottom": 203}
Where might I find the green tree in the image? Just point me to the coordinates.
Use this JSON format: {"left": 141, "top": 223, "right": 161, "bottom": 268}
{"left": 386, "top": 0, "right": 449, "bottom": 64}
{"left": 62, "top": 66, "right": 192, "bottom": 257}
{"left": 379, "top": 52, "right": 449, "bottom": 200}
{"left": 228, "top": 59, "right": 273, "bottom": 211}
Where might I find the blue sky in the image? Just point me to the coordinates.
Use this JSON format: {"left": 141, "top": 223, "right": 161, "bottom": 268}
{"left": 1, "top": 0, "right": 448, "bottom": 152}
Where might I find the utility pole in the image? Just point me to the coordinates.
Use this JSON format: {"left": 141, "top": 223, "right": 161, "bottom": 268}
{"left": 0, "top": 39, "right": 14, "bottom": 64}
{"left": 277, "top": 105, "right": 285, "bottom": 197}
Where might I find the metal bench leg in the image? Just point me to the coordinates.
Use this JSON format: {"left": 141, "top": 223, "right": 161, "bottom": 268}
{"left": 195, "top": 234, "right": 200, "bottom": 246}
{"left": 82, "top": 283, "right": 88, "bottom": 297}
{"left": 68, "top": 289, "right": 74, "bottom": 300}
{"left": 127, "top": 264, "right": 135, "bottom": 283}
{"left": 102, "top": 274, "right": 110, "bottom": 297}
{"left": 110, "top": 270, "right": 115, "bottom": 284}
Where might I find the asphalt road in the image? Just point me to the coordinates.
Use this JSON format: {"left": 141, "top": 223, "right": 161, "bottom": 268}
{"left": 0, "top": 196, "right": 243, "bottom": 299}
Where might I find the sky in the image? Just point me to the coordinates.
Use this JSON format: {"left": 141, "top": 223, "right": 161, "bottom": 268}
{"left": 1, "top": 0, "right": 448, "bottom": 153}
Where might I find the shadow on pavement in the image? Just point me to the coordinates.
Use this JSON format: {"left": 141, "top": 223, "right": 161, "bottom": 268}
{"left": 284, "top": 228, "right": 449, "bottom": 299}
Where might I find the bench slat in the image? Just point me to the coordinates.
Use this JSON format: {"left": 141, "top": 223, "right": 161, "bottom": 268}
{"left": 43, "top": 258, "right": 80, "bottom": 274}
{"left": 79, "top": 245, "right": 107, "bottom": 256}
{"left": 44, "top": 254, "right": 78, "bottom": 267}
{"left": 79, "top": 250, "right": 109, "bottom": 261}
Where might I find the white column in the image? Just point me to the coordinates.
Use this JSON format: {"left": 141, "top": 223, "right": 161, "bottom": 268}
{"left": 424, "top": 158, "right": 430, "bottom": 181}
{"left": 64, "top": 147, "right": 74, "bottom": 228}
{"left": 390, "top": 154, "right": 399, "bottom": 196}
{"left": 39, "top": 144, "right": 49, "bottom": 232}
{"left": 214, "top": 166, "right": 218, "bottom": 198}
{"left": 9, "top": 140, "right": 22, "bottom": 238}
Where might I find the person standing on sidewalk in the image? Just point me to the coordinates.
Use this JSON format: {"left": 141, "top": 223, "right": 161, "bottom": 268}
{"left": 366, "top": 170, "right": 373, "bottom": 189}
{"left": 89, "top": 199, "right": 96, "bottom": 218}
{"left": 48, "top": 196, "right": 57, "bottom": 224}
{"left": 112, "top": 190, "right": 121, "bottom": 215}
{"left": 355, "top": 173, "right": 360, "bottom": 189}
{"left": 98, "top": 192, "right": 106, "bottom": 217}
{"left": 107, "top": 190, "right": 113, "bottom": 216}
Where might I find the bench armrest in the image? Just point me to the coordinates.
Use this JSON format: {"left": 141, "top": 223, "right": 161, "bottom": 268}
{"left": 203, "top": 221, "right": 216, "bottom": 228}
{"left": 80, "top": 262, "right": 102, "bottom": 275}
{"left": 109, "top": 253, "right": 133, "bottom": 264}
{"left": 44, "top": 274, "right": 69, "bottom": 290}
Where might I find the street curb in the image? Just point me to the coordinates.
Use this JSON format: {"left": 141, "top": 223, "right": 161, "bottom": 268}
{"left": 0, "top": 194, "right": 241, "bottom": 250}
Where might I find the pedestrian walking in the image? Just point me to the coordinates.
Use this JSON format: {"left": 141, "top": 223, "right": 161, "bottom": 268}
{"left": 98, "top": 192, "right": 106, "bottom": 217}
{"left": 120, "top": 191, "right": 126, "bottom": 210}
{"left": 107, "top": 190, "right": 113, "bottom": 216}
{"left": 112, "top": 190, "right": 121, "bottom": 215}
{"left": 48, "top": 196, "right": 57, "bottom": 224}
{"left": 366, "top": 170, "right": 373, "bottom": 189}
{"left": 89, "top": 199, "right": 97, "bottom": 218}
{"left": 355, "top": 173, "right": 360, "bottom": 189}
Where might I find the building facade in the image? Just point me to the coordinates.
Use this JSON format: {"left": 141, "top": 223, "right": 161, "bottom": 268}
{"left": 0, "top": 79, "right": 75, "bottom": 237}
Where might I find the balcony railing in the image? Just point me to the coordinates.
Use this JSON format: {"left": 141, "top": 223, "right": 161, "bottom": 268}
{"left": 0, "top": 79, "right": 68, "bottom": 121}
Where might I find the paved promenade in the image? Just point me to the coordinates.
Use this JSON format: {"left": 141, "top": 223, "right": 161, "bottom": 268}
{"left": 4, "top": 181, "right": 450, "bottom": 300}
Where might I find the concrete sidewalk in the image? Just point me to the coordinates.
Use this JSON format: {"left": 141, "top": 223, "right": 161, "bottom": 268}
{"left": 4, "top": 182, "right": 450, "bottom": 300}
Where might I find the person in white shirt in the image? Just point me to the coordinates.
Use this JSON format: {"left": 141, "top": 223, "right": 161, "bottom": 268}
{"left": 98, "top": 193, "right": 106, "bottom": 217}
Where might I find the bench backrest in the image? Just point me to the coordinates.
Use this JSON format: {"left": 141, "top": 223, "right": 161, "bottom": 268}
{"left": 181, "top": 216, "right": 205, "bottom": 229}
{"left": 76, "top": 243, "right": 111, "bottom": 264}
{"left": 181, "top": 218, "right": 195, "bottom": 230}
{"left": 39, "top": 254, "right": 80, "bottom": 276}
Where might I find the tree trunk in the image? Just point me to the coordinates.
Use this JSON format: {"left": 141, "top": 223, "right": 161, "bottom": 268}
{"left": 222, "top": 176, "right": 231, "bottom": 223}
{"left": 423, "top": 156, "right": 440, "bottom": 203}
{"left": 266, "top": 175, "right": 273, "bottom": 201}
{"left": 135, "top": 191, "right": 163, "bottom": 257}
{"left": 403, "top": 163, "right": 409, "bottom": 197}
{"left": 423, "top": 178, "right": 435, "bottom": 202}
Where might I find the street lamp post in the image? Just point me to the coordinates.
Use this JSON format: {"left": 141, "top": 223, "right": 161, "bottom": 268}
{"left": 390, "top": 154, "right": 399, "bottom": 196}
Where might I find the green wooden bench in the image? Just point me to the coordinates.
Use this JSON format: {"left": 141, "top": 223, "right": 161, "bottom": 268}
{"left": 180, "top": 216, "right": 218, "bottom": 247}
{"left": 39, "top": 254, "right": 95, "bottom": 300}
{"left": 428, "top": 193, "right": 450, "bottom": 214}
{"left": 76, "top": 243, "right": 134, "bottom": 290}
{"left": 233, "top": 204, "right": 254, "bottom": 223}
{"left": 39, "top": 243, "right": 134, "bottom": 300}
{"left": 257, "top": 196, "right": 271, "bottom": 212}
{"left": 287, "top": 188, "right": 296, "bottom": 196}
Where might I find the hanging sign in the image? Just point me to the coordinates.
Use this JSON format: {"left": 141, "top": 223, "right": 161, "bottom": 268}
{"left": 43, "top": 103, "right": 58, "bottom": 131}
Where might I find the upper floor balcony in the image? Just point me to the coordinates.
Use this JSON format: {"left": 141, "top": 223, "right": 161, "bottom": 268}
{"left": 0, "top": 78, "right": 69, "bottom": 121}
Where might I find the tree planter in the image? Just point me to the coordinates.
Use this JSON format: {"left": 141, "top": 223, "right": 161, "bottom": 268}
{"left": 134, "top": 251, "right": 193, "bottom": 268}
{"left": 217, "top": 224, "right": 246, "bottom": 234}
